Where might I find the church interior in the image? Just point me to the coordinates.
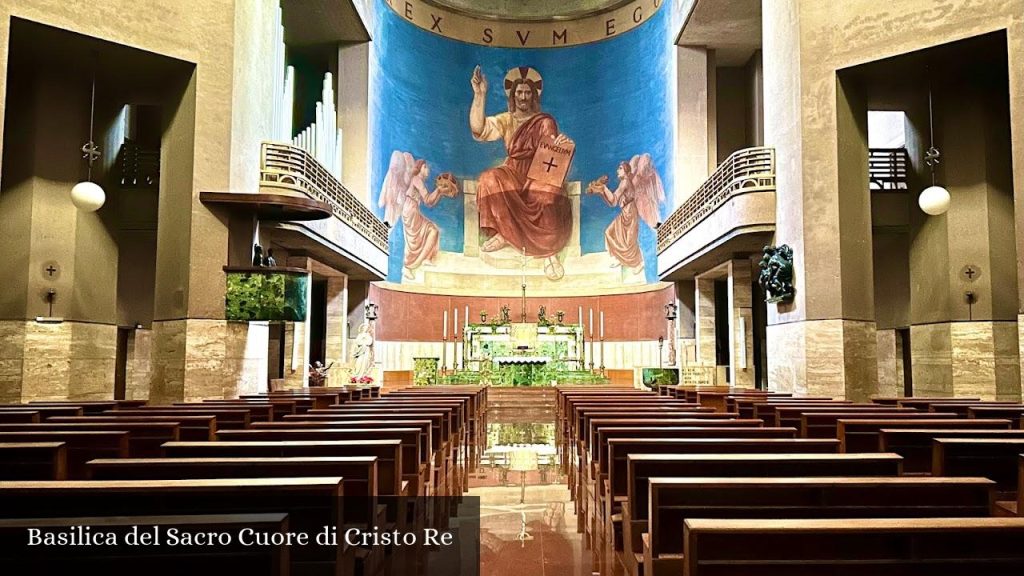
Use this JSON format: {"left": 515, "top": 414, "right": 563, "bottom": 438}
{"left": 2, "top": 0, "right": 1024, "bottom": 574}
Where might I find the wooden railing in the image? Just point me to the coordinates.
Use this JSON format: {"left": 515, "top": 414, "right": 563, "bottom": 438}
{"left": 869, "top": 147, "right": 909, "bottom": 191}
{"left": 656, "top": 146, "right": 776, "bottom": 253}
{"left": 260, "top": 142, "right": 389, "bottom": 252}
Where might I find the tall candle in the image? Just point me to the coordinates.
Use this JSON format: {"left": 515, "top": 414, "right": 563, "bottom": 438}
{"left": 578, "top": 306, "right": 583, "bottom": 327}
{"left": 454, "top": 308, "right": 459, "bottom": 337}
{"left": 588, "top": 308, "right": 593, "bottom": 337}
{"left": 600, "top": 311, "right": 605, "bottom": 339}
{"left": 443, "top": 310, "right": 448, "bottom": 340}
{"left": 464, "top": 306, "right": 469, "bottom": 328}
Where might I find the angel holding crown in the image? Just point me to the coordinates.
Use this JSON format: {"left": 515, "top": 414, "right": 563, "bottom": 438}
{"left": 586, "top": 154, "right": 665, "bottom": 273}
{"left": 378, "top": 150, "right": 459, "bottom": 280}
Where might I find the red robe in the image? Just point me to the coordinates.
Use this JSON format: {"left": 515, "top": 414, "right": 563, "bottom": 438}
{"left": 477, "top": 113, "right": 572, "bottom": 258}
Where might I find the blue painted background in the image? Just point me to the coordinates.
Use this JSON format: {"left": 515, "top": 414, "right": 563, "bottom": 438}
{"left": 369, "top": 1, "right": 675, "bottom": 283}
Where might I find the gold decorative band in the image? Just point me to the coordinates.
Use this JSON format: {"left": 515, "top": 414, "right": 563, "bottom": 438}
{"left": 383, "top": 0, "right": 664, "bottom": 48}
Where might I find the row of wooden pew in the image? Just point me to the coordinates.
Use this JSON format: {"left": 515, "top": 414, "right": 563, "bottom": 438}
{"left": 557, "top": 385, "right": 1024, "bottom": 576}
{"left": 0, "top": 385, "right": 487, "bottom": 575}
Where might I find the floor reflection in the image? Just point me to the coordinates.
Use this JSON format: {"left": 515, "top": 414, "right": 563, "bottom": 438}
{"left": 472, "top": 412, "right": 592, "bottom": 576}
{"left": 476, "top": 485, "right": 593, "bottom": 576}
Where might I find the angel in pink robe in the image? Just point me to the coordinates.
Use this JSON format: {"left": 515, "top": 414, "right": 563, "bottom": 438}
{"left": 378, "top": 152, "right": 459, "bottom": 280}
{"left": 587, "top": 154, "right": 665, "bottom": 273}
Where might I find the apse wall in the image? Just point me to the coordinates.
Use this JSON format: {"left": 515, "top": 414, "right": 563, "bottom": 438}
{"left": 368, "top": 0, "right": 675, "bottom": 296}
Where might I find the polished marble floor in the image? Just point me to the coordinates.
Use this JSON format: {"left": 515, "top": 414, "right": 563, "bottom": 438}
{"left": 475, "top": 484, "right": 593, "bottom": 576}
{"left": 471, "top": 393, "right": 594, "bottom": 576}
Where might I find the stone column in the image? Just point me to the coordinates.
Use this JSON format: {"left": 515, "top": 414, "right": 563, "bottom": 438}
{"left": 762, "top": 0, "right": 878, "bottom": 400}
{"left": 676, "top": 45, "right": 716, "bottom": 206}
{"left": 325, "top": 275, "right": 348, "bottom": 367}
{"left": 728, "top": 260, "right": 755, "bottom": 388}
{"left": 338, "top": 42, "right": 370, "bottom": 207}
{"left": 695, "top": 277, "right": 716, "bottom": 366}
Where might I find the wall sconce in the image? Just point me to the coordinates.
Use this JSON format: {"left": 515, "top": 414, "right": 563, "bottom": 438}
{"left": 364, "top": 301, "right": 379, "bottom": 321}
{"left": 664, "top": 301, "right": 678, "bottom": 320}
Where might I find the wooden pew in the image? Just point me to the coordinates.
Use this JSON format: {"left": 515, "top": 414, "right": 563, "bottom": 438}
{"left": 879, "top": 428, "right": 1024, "bottom": 473}
{"left": 621, "top": 451, "right": 904, "bottom": 576}
{"left": 0, "top": 442, "right": 66, "bottom": 480}
{"left": 202, "top": 398, "right": 298, "bottom": 420}
{"left": 162, "top": 439, "right": 403, "bottom": 497}
{"left": 682, "top": 517, "right": 1024, "bottom": 575}
{"left": 606, "top": 439, "right": 848, "bottom": 573}
{"left": 171, "top": 402, "right": 274, "bottom": 423}
{"left": 0, "top": 422, "right": 179, "bottom": 457}
{"left": 933, "top": 438, "right": 1024, "bottom": 497}
{"left": 927, "top": 402, "right": 1022, "bottom": 417}
{"left": 108, "top": 408, "right": 251, "bottom": 429}
{"left": 87, "top": 456, "right": 380, "bottom": 532}
{"left": 645, "top": 476, "right": 995, "bottom": 576}
{"left": 838, "top": 418, "right": 1012, "bottom": 454}
{"left": 897, "top": 397, "right": 983, "bottom": 410}
{"left": 48, "top": 414, "right": 216, "bottom": 441}
{"left": 968, "top": 405, "right": 1024, "bottom": 426}
{"left": 749, "top": 400, "right": 849, "bottom": 423}
{"left": 736, "top": 397, "right": 840, "bottom": 420}
{"left": 24, "top": 401, "right": 120, "bottom": 415}
{"left": 0, "top": 411, "right": 39, "bottom": 423}
{"left": 215, "top": 428, "right": 426, "bottom": 496}
{"left": 802, "top": 411, "right": 958, "bottom": 439}
{"left": 774, "top": 406, "right": 915, "bottom": 430}
{"left": 0, "top": 405, "right": 84, "bottom": 418}
{"left": 0, "top": 514, "right": 290, "bottom": 575}
{"left": 0, "top": 431, "right": 128, "bottom": 478}
{"left": 286, "top": 410, "right": 456, "bottom": 495}
{"left": 0, "top": 478, "right": 343, "bottom": 576}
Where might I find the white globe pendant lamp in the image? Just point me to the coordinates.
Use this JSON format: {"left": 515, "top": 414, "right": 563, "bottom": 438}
{"left": 918, "top": 83, "right": 948, "bottom": 216}
{"left": 72, "top": 57, "right": 105, "bottom": 213}
{"left": 918, "top": 184, "right": 950, "bottom": 216}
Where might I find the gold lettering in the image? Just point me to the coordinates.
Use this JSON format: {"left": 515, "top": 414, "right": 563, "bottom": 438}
{"left": 606, "top": 18, "right": 616, "bottom": 36}
{"left": 552, "top": 28, "right": 568, "bottom": 45}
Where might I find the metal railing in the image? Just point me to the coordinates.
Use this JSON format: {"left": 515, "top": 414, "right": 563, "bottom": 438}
{"left": 869, "top": 147, "right": 909, "bottom": 191}
{"left": 260, "top": 142, "right": 389, "bottom": 252}
{"left": 656, "top": 146, "right": 776, "bottom": 253}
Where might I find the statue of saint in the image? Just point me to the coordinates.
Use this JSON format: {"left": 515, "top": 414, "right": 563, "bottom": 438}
{"left": 351, "top": 321, "right": 375, "bottom": 379}
{"left": 470, "top": 65, "right": 573, "bottom": 280}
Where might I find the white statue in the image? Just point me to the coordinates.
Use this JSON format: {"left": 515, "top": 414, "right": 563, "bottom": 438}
{"left": 351, "top": 321, "right": 375, "bottom": 380}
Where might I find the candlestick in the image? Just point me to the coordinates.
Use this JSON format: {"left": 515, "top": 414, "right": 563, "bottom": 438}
{"left": 589, "top": 308, "right": 593, "bottom": 337}
{"left": 443, "top": 310, "right": 448, "bottom": 340}
{"left": 600, "top": 311, "right": 605, "bottom": 339}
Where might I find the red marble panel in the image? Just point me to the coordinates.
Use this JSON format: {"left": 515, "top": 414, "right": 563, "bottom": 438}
{"left": 369, "top": 284, "right": 675, "bottom": 342}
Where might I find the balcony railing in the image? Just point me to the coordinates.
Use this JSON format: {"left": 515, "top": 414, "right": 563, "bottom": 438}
{"left": 657, "top": 146, "right": 776, "bottom": 253}
{"left": 869, "top": 147, "right": 909, "bottom": 191}
{"left": 260, "top": 142, "right": 389, "bottom": 252}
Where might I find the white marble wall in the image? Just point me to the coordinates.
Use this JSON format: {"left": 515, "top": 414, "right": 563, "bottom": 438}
{"left": 875, "top": 329, "right": 902, "bottom": 397}
{"left": 125, "top": 328, "right": 153, "bottom": 400}
{"left": 0, "top": 320, "right": 116, "bottom": 402}
{"left": 911, "top": 321, "right": 1021, "bottom": 401}
{"left": 767, "top": 319, "right": 878, "bottom": 400}
{"left": 150, "top": 319, "right": 269, "bottom": 403}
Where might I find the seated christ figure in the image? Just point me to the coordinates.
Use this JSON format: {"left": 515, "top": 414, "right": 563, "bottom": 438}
{"left": 469, "top": 65, "right": 573, "bottom": 280}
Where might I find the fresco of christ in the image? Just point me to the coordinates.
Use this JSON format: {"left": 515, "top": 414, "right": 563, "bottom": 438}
{"left": 469, "top": 65, "right": 573, "bottom": 280}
